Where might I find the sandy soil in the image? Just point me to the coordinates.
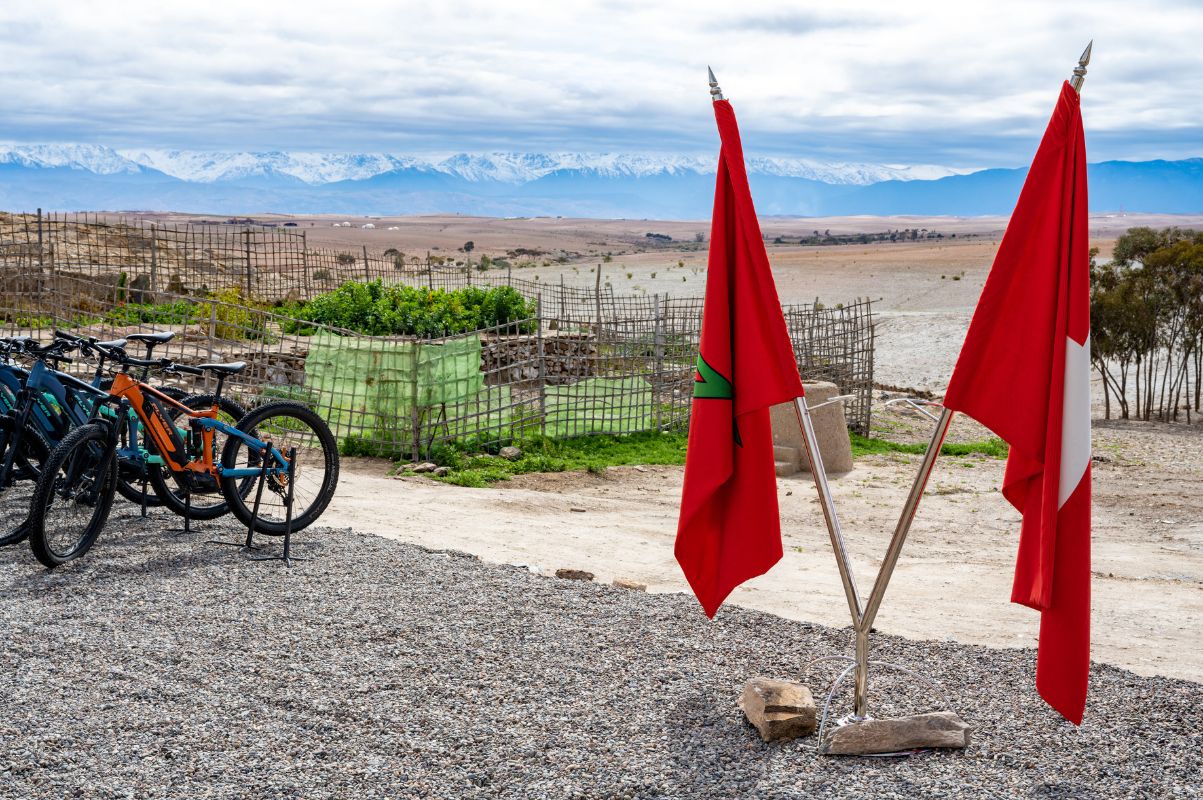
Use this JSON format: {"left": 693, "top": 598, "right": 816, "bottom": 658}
{"left": 323, "top": 408, "right": 1203, "bottom": 683}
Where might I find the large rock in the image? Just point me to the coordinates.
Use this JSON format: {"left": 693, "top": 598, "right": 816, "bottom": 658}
{"left": 769, "top": 381, "right": 854, "bottom": 475}
{"left": 820, "top": 711, "right": 971, "bottom": 755}
{"left": 738, "top": 678, "right": 817, "bottom": 742}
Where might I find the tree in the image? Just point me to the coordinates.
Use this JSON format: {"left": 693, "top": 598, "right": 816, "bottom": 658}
{"left": 1091, "top": 227, "right": 1203, "bottom": 422}
{"left": 463, "top": 241, "right": 475, "bottom": 253}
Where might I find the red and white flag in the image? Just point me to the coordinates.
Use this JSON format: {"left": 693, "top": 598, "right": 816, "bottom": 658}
{"left": 943, "top": 81, "right": 1091, "bottom": 724}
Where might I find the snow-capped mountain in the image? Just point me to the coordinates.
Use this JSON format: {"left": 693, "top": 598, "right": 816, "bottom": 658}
{"left": 2, "top": 142, "right": 1200, "bottom": 217}
{"left": 118, "top": 149, "right": 423, "bottom": 184}
{"left": 106, "top": 148, "right": 965, "bottom": 186}
{"left": 0, "top": 143, "right": 149, "bottom": 175}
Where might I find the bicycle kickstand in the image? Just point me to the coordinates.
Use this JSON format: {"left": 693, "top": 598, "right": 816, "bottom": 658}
{"left": 251, "top": 446, "right": 304, "bottom": 567}
{"left": 167, "top": 489, "right": 194, "bottom": 536}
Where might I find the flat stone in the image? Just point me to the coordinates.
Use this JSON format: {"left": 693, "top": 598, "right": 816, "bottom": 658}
{"left": 820, "top": 711, "right": 971, "bottom": 755}
{"left": 555, "top": 569, "right": 594, "bottom": 581}
{"left": 738, "top": 678, "right": 816, "bottom": 742}
{"left": 499, "top": 446, "right": 523, "bottom": 461}
{"left": 612, "top": 578, "right": 646, "bottom": 591}
{"left": 412, "top": 462, "right": 438, "bottom": 474}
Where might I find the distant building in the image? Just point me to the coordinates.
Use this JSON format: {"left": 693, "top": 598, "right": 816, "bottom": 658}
{"left": 362, "top": 223, "right": 376, "bottom": 229}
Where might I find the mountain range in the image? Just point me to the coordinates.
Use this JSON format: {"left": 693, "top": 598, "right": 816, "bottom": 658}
{"left": 1, "top": 144, "right": 1201, "bottom": 218}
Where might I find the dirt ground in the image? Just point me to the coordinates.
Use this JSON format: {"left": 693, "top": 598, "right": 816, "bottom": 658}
{"left": 324, "top": 406, "right": 1203, "bottom": 684}
{"left": 284, "top": 213, "right": 1203, "bottom": 684}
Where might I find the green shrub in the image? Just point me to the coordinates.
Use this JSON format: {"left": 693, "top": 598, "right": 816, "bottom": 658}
{"left": 210, "top": 287, "right": 268, "bottom": 340}
{"left": 281, "top": 280, "right": 537, "bottom": 337}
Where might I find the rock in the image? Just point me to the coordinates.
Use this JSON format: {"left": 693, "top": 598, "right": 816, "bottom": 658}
{"left": 739, "top": 678, "right": 816, "bottom": 742}
{"left": 820, "top": 711, "right": 971, "bottom": 755}
{"left": 554, "top": 569, "right": 594, "bottom": 581}
{"left": 612, "top": 579, "right": 646, "bottom": 592}
{"left": 413, "top": 462, "right": 438, "bottom": 474}
{"left": 433, "top": 467, "right": 451, "bottom": 477}
{"left": 499, "top": 446, "right": 523, "bottom": 461}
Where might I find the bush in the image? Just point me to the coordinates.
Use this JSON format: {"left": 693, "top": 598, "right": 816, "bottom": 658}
{"left": 281, "top": 280, "right": 537, "bottom": 337}
{"left": 210, "top": 287, "right": 268, "bottom": 340}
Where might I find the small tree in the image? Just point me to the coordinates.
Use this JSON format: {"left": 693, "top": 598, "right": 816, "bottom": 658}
{"left": 463, "top": 241, "right": 475, "bottom": 253}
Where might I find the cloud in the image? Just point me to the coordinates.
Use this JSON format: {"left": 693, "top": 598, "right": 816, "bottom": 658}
{"left": 0, "top": 0, "right": 1200, "bottom": 168}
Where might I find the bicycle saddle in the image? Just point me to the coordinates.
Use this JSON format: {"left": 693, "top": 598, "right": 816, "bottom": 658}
{"left": 197, "top": 362, "right": 247, "bottom": 375}
{"left": 126, "top": 332, "right": 176, "bottom": 345}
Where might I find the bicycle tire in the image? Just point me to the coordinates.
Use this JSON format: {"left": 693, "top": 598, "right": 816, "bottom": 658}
{"left": 148, "top": 394, "right": 247, "bottom": 521}
{"left": 27, "top": 423, "right": 118, "bottom": 568}
{"left": 219, "top": 401, "right": 339, "bottom": 536}
{"left": 0, "top": 426, "right": 51, "bottom": 547}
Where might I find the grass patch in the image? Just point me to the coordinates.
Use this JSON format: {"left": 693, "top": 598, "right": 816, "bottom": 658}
{"left": 398, "top": 430, "right": 1006, "bottom": 488}
{"left": 403, "top": 431, "right": 689, "bottom": 486}
{"left": 850, "top": 433, "right": 1008, "bottom": 459}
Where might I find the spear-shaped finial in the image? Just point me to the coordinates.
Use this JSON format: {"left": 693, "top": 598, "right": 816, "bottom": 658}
{"left": 1070, "top": 40, "right": 1092, "bottom": 93}
{"left": 708, "top": 66, "right": 724, "bottom": 101}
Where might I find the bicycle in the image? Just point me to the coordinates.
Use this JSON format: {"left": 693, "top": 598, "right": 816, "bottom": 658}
{"left": 0, "top": 335, "right": 102, "bottom": 545}
{"left": 52, "top": 330, "right": 246, "bottom": 517}
{"left": 27, "top": 344, "right": 340, "bottom": 567}
{"left": 0, "top": 331, "right": 216, "bottom": 546}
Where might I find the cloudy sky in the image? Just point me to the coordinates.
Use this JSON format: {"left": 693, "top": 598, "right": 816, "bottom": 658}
{"left": 2, "top": 0, "right": 1201, "bottom": 169}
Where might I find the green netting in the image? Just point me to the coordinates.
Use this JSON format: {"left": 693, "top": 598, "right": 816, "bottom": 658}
{"left": 543, "top": 376, "right": 654, "bottom": 438}
{"left": 305, "top": 333, "right": 502, "bottom": 442}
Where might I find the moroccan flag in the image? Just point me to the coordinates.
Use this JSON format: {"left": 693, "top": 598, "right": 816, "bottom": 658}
{"left": 943, "top": 81, "right": 1091, "bottom": 724}
{"left": 675, "top": 99, "right": 804, "bottom": 618}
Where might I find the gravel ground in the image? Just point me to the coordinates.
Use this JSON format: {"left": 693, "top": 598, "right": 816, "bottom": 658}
{"left": 0, "top": 508, "right": 1199, "bottom": 799}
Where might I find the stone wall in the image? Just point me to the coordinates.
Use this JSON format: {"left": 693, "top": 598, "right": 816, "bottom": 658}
{"left": 480, "top": 332, "right": 598, "bottom": 386}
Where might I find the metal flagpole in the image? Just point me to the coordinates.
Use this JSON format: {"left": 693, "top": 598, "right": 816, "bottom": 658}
{"left": 709, "top": 66, "right": 866, "bottom": 711}
{"left": 846, "top": 41, "right": 1096, "bottom": 724}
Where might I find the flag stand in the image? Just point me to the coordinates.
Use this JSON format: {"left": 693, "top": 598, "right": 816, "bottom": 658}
{"left": 791, "top": 396, "right": 965, "bottom": 754}
{"left": 772, "top": 41, "right": 1094, "bottom": 753}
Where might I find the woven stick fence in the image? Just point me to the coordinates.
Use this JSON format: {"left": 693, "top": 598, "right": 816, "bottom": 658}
{"left": 0, "top": 211, "right": 875, "bottom": 454}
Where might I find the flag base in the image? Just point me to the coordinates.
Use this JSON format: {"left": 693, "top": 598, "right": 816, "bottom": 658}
{"left": 819, "top": 711, "right": 972, "bottom": 756}
{"left": 807, "top": 655, "right": 968, "bottom": 757}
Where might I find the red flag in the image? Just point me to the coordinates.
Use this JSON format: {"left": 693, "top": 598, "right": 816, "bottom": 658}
{"left": 943, "top": 82, "right": 1091, "bottom": 724}
{"left": 675, "top": 100, "right": 804, "bottom": 617}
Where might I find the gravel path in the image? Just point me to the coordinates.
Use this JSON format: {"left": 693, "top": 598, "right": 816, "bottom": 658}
{"left": 1, "top": 508, "right": 1199, "bottom": 799}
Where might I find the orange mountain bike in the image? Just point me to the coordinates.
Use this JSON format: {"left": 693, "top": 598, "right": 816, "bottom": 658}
{"left": 26, "top": 343, "right": 339, "bottom": 568}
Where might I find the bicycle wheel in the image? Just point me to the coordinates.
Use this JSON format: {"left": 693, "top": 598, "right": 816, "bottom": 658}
{"left": 27, "top": 423, "right": 118, "bottom": 568}
{"left": 220, "top": 401, "right": 339, "bottom": 535}
{"left": 0, "top": 426, "right": 51, "bottom": 546}
{"left": 112, "top": 384, "right": 188, "bottom": 508}
{"left": 148, "top": 394, "right": 246, "bottom": 522}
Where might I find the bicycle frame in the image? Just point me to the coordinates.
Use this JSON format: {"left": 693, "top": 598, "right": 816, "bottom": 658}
{"left": 0, "top": 354, "right": 154, "bottom": 465}
{"left": 104, "top": 372, "right": 291, "bottom": 483}
{"left": 0, "top": 358, "right": 106, "bottom": 485}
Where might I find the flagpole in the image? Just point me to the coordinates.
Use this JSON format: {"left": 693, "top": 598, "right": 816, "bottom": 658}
{"left": 708, "top": 66, "right": 866, "bottom": 711}
{"left": 848, "top": 41, "right": 1096, "bottom": 723}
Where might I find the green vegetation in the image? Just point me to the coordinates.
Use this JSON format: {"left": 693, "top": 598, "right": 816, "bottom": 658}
{"left": 401, "top": 431, "right": 690, "bottom": 487}
{"left": 281, "top": 280, "right": 537, "bottom": 337}
{"left": 59, "top": 287, "right": 270, "bottom": 340}
{"left": 850, "top": 433, "right": 1008, "bottom": 459}
{"left": 1091, "top": 227, "right": 1203, "bottom": 422}
{"left": 396, "top": 430, "right": 1007, "bottom": 487}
